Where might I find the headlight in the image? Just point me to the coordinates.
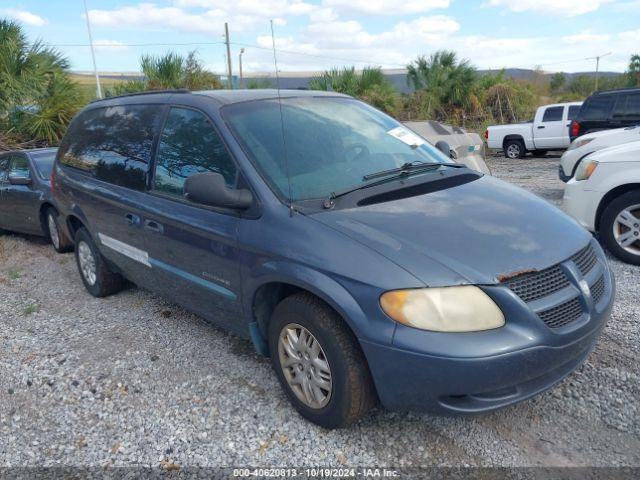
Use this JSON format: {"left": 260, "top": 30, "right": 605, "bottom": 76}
{"left": 568, "top": 138, "right": 594, "bottom": 151}
{"left": 380, "top": 286, "right": 505, "bottom": 332}
{"left": 574, "top": 159, "right": 598, "bottom": 181}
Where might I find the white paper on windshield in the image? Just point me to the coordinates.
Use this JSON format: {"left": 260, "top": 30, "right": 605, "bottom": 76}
{"left": 386, "top": 126, "right": 426, "bottom": 148}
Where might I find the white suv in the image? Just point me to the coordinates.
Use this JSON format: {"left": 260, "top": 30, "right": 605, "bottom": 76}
{"left": 563, "top": 140, "right": 640, "bottom": 265}
{"left": 559, "top": 125, "right": 640, "bottom": 182}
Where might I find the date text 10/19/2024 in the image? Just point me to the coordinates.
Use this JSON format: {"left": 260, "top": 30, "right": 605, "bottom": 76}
{"left": 233, "top": 468, "right": 400, "bottom": 478}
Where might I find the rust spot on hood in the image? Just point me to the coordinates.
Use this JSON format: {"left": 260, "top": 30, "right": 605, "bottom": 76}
{"left": 497, "top": 268, "right": 538, "bottom": 282}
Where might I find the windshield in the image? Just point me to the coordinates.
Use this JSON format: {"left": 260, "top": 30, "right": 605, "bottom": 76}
{"left": 30, "top": 150, "right": 57, "bottom": 179}
{"left": 223, "top": 96, "right": 453, "bottom": 202}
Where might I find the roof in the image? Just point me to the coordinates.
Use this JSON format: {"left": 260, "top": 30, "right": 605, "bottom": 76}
{"left": 593, "top": 87, "right": 640, "bottom": 95}
{"left": 194, "top": 89, "right": 351, "bottom": 105}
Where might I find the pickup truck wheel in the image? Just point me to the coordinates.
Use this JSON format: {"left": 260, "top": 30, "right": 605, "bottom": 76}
{"left": 601, "top": 191, "right": 640, "bottom": 265}
{"left": 74, "top": 227, "right": 124, "bottom": 297}
{"left": 504, "top": 140, "right": 525, "bottom": 159}
{"left": 268, "top": 292, "right": 376, "bottom": 429}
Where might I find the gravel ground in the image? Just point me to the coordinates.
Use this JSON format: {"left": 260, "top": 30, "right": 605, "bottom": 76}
{"left": 0, "top": 154, "right": 638, "bottom": 469}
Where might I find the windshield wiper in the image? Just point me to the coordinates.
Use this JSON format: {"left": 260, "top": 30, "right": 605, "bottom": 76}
{"left": 362, "top": 161, "right": 465, "bottom": 181}
{"left": 322, "top": 162, "right": 465, "bottom": 209}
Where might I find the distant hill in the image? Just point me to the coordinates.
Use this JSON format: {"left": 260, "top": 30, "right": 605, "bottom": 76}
{"left": 71, "top": 68, "right": 624, "bottom": 95}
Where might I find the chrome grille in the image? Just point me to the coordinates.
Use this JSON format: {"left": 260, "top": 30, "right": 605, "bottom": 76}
{"left": 571, "top": 244, "right": 597, "bottom": 276}
{"left": 538, "top": 297, "right": 584, "bottom": 329}
{"left": 504, "top": 265, "right": 569, "bottom": 303}
{"left": 591, "top": 275, "right": 605, "bottom": 305}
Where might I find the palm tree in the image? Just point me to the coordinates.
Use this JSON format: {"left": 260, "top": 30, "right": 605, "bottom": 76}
{"left": 0, "top": 19, "right": 84, "bottom": 145}
{"left": 108, "top": 51, "right": 223, "bottom": 96}
{"left": 406, "top": 50, "right": 478, "bottom": 119}
{"left": 309, "top": 66, "right": 398, "bottom": 114}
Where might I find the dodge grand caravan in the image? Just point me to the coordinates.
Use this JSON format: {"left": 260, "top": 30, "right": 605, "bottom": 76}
{"left": 53, "top": 90, "right": 615, "bottom": 428}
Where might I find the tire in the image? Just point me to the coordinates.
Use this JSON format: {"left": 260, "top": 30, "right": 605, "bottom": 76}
{"left": 268, "top": 292, "right": 376, "bottom": 429}
{"left": 45, "top": 208, "right": 72, "bottom": 253}
{"left": 533, "top": 150, "right": 548, "bottom": 157}
{"left": 504, "top": 139, "right": 525, "bottom": 159}
{"left": 74, "top": 227, "right": 124, "bottom": 297}
{"left": 600, "top": 191, "right": 640, "bottom": 265}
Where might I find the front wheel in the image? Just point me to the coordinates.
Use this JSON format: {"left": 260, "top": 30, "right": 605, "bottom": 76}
{"left": 600, "top": 191, "right": 640, "bottom": 265}
{"left": 504, "top": 140, "right": 525, "bottom": 159}
{"left": 268, "top": 293, "right": 376, "bottom": 429}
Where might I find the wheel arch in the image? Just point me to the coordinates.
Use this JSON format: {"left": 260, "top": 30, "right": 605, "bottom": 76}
{"left": 38, "top": 202, "right": 58, "bottom": 233}
{"left": 502, "top": 134, "right": 525, "bottom": 150}
{"left": 595, "top": 183, "right": 640, "bottom": 231}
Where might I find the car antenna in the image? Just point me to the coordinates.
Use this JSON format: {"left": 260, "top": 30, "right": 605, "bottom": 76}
{"left": 270, "top": 19, "right": 294, "bottom": 217}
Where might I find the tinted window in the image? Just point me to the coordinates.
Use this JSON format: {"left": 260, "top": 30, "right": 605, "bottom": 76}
{"left": 153, "top": 107, "right": 237, "bottom": 197}
{"left": 10, "top": 155, "right": 30, "bottom": 178}
{"left": 580, "top": 95, "right": 613, "bottom": 121}
{"left": 59, "top": 104, "right": 163, "bottom": 190}
{"left": 612, "top": 93, "right": 640, "bottom": 120}
{"left": 568, "top": 105, "right": 580, "bottom": 121}
{"left": 0, "top": 156, "right": 9, "bottom": 181}
{"left": 30, "top": 150, "right": 57, "bottom": 179}
{"left": 542, "top": 106, "right": 563, "bottom": 122}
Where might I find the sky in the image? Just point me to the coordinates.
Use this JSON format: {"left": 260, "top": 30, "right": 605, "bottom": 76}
{"left": 2, "top": 0, "right": 639, "bottom": 75}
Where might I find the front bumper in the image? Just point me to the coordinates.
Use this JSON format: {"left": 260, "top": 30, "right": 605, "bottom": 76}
{"left": 562, "top": 180, "right": 602, "bottom": 232}
{"left": 361, "top": 251, "right": 614, "bottom": 414}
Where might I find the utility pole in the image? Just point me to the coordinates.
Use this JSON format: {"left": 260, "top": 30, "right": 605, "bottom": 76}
{"left": 83, "top": 0, "right": 102, "bottom": 99}
{"left": 587, "top": 52, "right": 612, "bottom": 92}
{"left": 224, "top": 22, "right": 233, "bottom": 89}
{"left": 238, "top": 48, "right": 245, "bottom": 88}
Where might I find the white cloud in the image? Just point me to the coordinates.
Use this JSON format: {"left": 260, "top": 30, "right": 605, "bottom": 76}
{"left": 93, "top": 40, "right": 130, "bottom": 54}
{"left": 561, "top": 32, "right": 611, "bottom": 44}
{"left": 321, "top": 0, "right": 450, "bottom": 16}
{"left": 484, "top": 0, "right": 613, "bottom": 17}
{"left": 1, "top": 8, "right": 47, "bottom": 26}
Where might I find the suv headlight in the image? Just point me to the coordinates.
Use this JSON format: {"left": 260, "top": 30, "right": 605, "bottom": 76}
{"left": 574, "top": 159, "right": 598, "bottom": 181}
{"left": 380, "top": 286, "right": 505, "bottom": 332}
{"left": 568, "top": 138, "right": 594, "bottom": 151}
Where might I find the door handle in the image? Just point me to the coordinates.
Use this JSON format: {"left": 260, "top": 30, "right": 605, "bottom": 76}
{"left": 537, "top": 126, "right": 545, "bottom": 129}
{"left": 125, "top": 213, "right": 141, "bottom": 226}
{"left": 144, "top": 219, "right": 164, "bottom": 234}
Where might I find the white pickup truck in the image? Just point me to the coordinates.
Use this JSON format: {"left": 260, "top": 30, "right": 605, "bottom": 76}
{"left": 485, "top": 102, "right": 582, "bottom": 159}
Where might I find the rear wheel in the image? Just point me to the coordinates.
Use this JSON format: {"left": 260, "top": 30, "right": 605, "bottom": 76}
{"left": 504, "top": 139, "right": 525, "bottom": 159}
{"left": 45, "top": 208, "right": 72, "bottom": 253}
{"left": 600, "top": 191, "right": 640, "bottom": 265}
{"left": 74, "top": 227, "right": 124, "bottom": 297}
{"left": 268, "top": 292, "right": 376, "bottom": 429}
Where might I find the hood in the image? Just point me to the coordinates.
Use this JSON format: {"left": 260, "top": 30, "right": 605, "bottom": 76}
{"left": 589, "top": 139, "right": 640, "bottom": 163}
{"left": 312, "top": 175, "right": 590, "bottom": 286}
{"left": 586, "top": 126, "right": 638, "bottom": 142}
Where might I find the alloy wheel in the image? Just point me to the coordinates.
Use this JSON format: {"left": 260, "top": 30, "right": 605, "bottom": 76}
{"left": 613, "top": 204, "right": 640, "bottom": 256}
{"left": 47, "top": 214, "right": 60, "bottom": 249}
{"left": 278, "top": 323, "right": 332, "bottom": 409}
{"left": 506, "top": 144, "right": 521, "bottom": 159}
{"left": 77, "top": 241, "right": 97, "bottom": 286}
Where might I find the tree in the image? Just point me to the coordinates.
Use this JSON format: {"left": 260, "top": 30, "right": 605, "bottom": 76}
{"left": 550, "top": 72, "right": 566, "bottom": 94}
{"left": 309, "top": 66, "right": 398, "bottom": 115}
{"left": 629, "top": 54, "right": 640, "bottom": 87}
{"left": 107, "top": 51, "right": 222, "bottom": 96}
{"left": 0, "top": 19, "right": 84, "bottom": 145}
{"left": 406, "top": 51, "right": 478, "bottom": 119}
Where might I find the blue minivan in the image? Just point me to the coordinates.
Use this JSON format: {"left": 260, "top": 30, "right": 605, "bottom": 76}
{"left": 53, "top": 90, "right": 614, "bottom": 428}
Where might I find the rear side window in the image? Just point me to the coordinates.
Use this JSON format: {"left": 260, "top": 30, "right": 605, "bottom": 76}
{"left": 568, "top": 105, "right": 580, "bottom": 121}
{"left": 59, "top": 104, "right": 164, "bottom": 190}
{"left": 9, "top": 155, "right": 30, "bottom": 178}
{"left": 542, "top": 106, "right": 563, "bottom": 122}
{"left": 153, "top": 107, "right": 237, "bottom": 197}
{"left": 580, "top": 95, "right": 613, "bottom": 121}
{"left": 612, "top": 92, "right": 640, "bottom": 121}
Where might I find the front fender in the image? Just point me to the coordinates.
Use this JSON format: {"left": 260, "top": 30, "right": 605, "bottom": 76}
{"left": 242, "top": 260, "right": 396, "bottom": 348}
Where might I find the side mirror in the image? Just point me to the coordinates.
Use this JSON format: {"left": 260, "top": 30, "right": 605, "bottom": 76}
{"left": 184, "top": 172, "right": 253, "bottom": 210}
{"left": 435, "top": 140, "right": 451, "bottom": 158}
{"left": 8, "top": 174, "right": 31, "bottom": 186}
